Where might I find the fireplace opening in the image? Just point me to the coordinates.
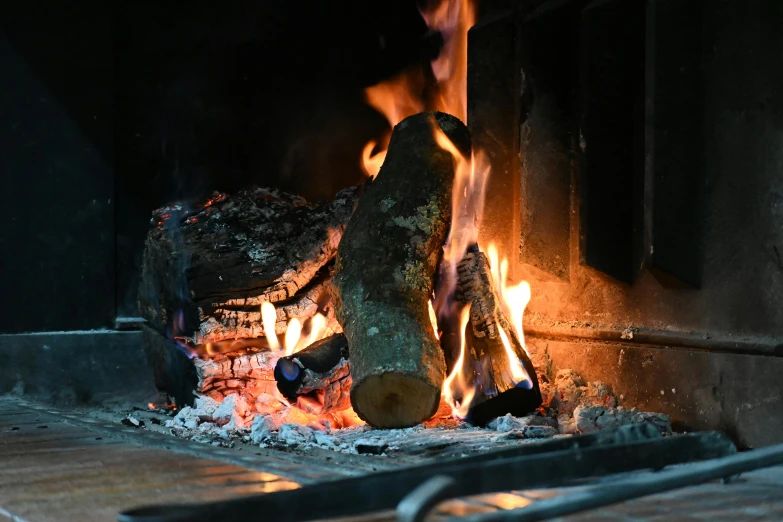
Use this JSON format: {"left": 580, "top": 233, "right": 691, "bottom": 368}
{"left": 2, "top": 0, "right": 782, "bottom": 520}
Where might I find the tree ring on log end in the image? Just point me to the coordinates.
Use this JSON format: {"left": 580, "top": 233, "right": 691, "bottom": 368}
{"left": 351, "top": 373, "right": 440, "bottom": 429}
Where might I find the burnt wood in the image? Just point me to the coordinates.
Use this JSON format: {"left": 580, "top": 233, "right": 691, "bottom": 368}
{"left": 141, "top": 325, "right": 198, "bottom": 407}
{"left": 274, "top": 333, "right": 351, "bottom": 415}
{"left": 332, "top": 112, "right": 470, "bottom": 428}
{"left": 138, "top": 186, "right": 358, "bottom": 347}
{"left": 455, "top": 250, "right": 542, "bottom": 426}
{"left": 193, "top": 350, "right": 280, "bottom": 403}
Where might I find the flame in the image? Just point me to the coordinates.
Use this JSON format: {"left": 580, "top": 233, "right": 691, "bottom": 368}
{"left": 442, "top": 305, "right": 476, "bottom": 418}
{"left": 361, "top": 140, "right": 387, "bottom": 178}
{"left": 432, "top": 125, "right": 490, "bottom": 323}
{"left": 419, "top": 0, "right": 475, "bottom": 122}
{"left": 261, "top": 302, "right": 280, "bottom": 351}
{"left": 300, "top": 313, "right": 327, "bottom": 351}
{"left": 261, "top": 301, "right": 329, "bottom": 357}
{"left": 356, "top": 0, "right": 533, "bottom": 419}
{"left": 487, "top": 243, "right": 532, "bottom": 356}
{"left": 364, "top": 71, "right": 424, "bottom": 129}
{"left": 428, "top": 300, "right": 441, "bottom": 339}
{"left": 360, "top": 0, "right": 475, "bottom": 177}
{"left": 284, "top": 318, "right": 302, "bottom": 357}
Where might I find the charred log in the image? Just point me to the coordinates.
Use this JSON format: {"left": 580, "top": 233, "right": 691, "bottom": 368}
{"left": 193, "top": 351, "right": 282, "bottom": 404}
{"left": 332, "top": 112, "right": 470, "bottom": 428}
{"left": 141, "top": 325, "right": 198, "bottom": 407}
{"left": 274, "top": 334, "right": 351, "bottom": 415}
{"left": 455, "top": 249, "right": 542, "bottom": 426}
{"left": 138, "top": 186, "right": 358, "bottom": 347}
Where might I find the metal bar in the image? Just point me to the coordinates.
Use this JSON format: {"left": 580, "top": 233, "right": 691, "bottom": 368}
{"left": 525, "top": 326, "right": 783, "bottom": 357}
{"left": 118, "top": 428, "right": 734, "bottom": 522}
{"left": 455, "top": 441, "right": 783, "bottom": 522}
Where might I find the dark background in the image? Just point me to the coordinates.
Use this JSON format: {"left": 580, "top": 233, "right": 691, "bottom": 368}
{"left": 0, "top": 0, "right": 439, "bottom": 331}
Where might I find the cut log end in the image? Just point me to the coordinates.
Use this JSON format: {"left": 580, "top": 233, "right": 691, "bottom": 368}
{"left": 351, "top": 373, "right": 441, "bottom": 429}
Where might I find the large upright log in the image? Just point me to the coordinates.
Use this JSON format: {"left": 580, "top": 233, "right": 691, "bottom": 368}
{"left": 332, "top": 112, "right": 470, "bottom": 428}
{"left": 138, "top": 186, "right": 357, "bottom": 347}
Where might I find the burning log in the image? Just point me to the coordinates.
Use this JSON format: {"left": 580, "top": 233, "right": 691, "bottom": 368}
{"left": 454, "top": 248, "right": 542, "bottom": 426}
{"left": 332, "top": 112, "right": 470, "bottom": 428}
{"left": 138, "top": 186, "right": 358, "bottom": 348}
{"left": 193, "top": 351, "right": 281, "bottom": 405}
{"left": 274, "top": 334, "right": 351, "bottom": 415}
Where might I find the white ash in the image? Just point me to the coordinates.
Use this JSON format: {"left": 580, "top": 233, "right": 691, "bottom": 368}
{"left": 488, "top": 413, "right": 557, "bottom": 432}
{"left": 567, "top": 405, "right": 672, "bottom": 435}
{"left": 164, "top": 365, "right": 671, "bottom": 457}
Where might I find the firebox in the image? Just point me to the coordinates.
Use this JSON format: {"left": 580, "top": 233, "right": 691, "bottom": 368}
{"left": 1, "top": 0, "right": 782, "bottom": 520}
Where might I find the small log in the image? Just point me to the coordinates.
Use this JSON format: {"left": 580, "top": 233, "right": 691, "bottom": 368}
{"left": 138, "top": 186, "right": 358, "bottom": 346}
{"left": 332, "top": 112, "right": 470, "bottom": 428}
{"left": 274, "top": 334, "right": 351, "bottom": 415}
{"left": 455, "top": 249, "right": 542, "bottom": 426}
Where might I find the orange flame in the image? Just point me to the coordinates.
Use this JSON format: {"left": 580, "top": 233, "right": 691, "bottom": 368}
{"left": 360, "top": 0, "right": 475, "bottom": 177}
{"left": 419, "top": 0, "right": 475, "bottom": 122}
{"left": 261, "top": 302, "right": 280, "bottom": 351}
{"left": 442, "top": 305, "right": 476, "bottom": 418}
{"left": 487, "top": 243, "right": 533, "bottom": 356}
{"left": 361, "top": 0, "right": 535, "bottom": 419}
{"left": 261, "top": 301, "right": 329, "bottom": 357}
{"left": 428, "top": 300, "right": 441, "bottom": 340}
{"left": 432, "top": 124, "right": 490, "bottom": 320}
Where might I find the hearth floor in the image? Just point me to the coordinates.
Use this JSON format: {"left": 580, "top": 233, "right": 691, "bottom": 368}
{"left": 1, "top": 397, "right": 782, "bottom": 522}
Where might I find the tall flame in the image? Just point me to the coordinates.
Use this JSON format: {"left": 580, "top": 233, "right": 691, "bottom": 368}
{"left": 360, "top": 0, "right": 536, "bottom": 419}
{"left": 261, "top": 301, "right": 329, "bottom": 356}
{"left": 442, "top": 306, "right": 475, "bottom": 418}
{"left": 361, "top": 0, "right": 475, "bottom": 176}
{"left": 261, "top": 301, "right": 280, "bottom": 351}
{"left": 418, "top": 0, "right": 475, "bottom": 122}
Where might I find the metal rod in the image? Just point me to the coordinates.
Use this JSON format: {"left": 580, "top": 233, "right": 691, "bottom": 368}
{"left": 456, "top": 442, "right": 783, "bottom": 522}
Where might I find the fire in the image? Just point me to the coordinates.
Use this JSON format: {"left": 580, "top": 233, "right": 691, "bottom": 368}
{"left": 428, "top": 300, "right": 440, "bottom": 340}
{"left": 442, "top": 306, "right": 475, "bottom": 418}
{"left": 260, "top": 302, "right": 280, "bottom": 351}
{"left": 487, "top": 243, "right": 533, "bottom": 355}
{"left": 361, "top": 140, "right": 387, "bottom": 178}
{"left": 418, "top": 0, "right": 475, "bottom": 122}
{"left": 260, "top": 301, "right": 329, "bottom": 357}
{"left": 434, "top": 128, "right": 535, "bottom": 413}
{"left": 360, "top": 0, "right": 474, "bottom": 177}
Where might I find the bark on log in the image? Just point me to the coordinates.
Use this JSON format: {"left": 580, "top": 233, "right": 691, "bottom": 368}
{"left": 456, "top": 249, "right": 542, "bottom": 426}
{"left": 138, "top": 186, "right": 358, "bottom": 346}
{"left": 274, "top": 334, "right": 351, "bottom": 415}
{"left": 332, "top": 112, "right": 470, "bottom": 428}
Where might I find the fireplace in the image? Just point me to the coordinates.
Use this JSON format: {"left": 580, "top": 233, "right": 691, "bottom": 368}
{"left": 1, "top": 0, "right": 782, "bottom": 520}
